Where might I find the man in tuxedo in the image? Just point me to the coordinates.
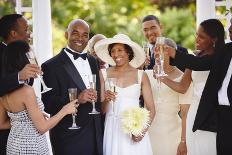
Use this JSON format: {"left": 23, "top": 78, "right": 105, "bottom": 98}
{"left": 41, "top": 19, "right": 103, "bottom": 155}
{"left": 142, "top": 15, "right": 187, "bottom": 71}
{"left": 166, "top": 21, "right": 232, "bottom": 154}
{"left": 0, "top": 14, "right": 40, "bottom": 155}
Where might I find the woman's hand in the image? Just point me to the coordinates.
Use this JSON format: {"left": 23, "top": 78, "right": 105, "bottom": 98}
{"left": 132, "top": 134, "right": 144, "bottom": 142}
{"left": 163, "top": 45, "right": 176, "bottom": 58}
{"left": 176, "top": 141, "right": 187, "bottom": 155}
{"left": 62, "top": 99, "right": 79, "bottom": 115}
{"left": 104, "top": 90, "right": 117, "bottom": 102}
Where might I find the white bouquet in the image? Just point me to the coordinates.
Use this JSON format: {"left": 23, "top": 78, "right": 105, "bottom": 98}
{"left": 121, "top": 107, "right": 150, "bottom": 137}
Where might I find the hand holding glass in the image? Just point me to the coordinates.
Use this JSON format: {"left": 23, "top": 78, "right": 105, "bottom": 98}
{"left": 154, "top": 37, "right": 167, "bottom": 77}
{"left": 143, "top": 42, "right": 150, "bottom": 69}
{"left": 68, "top": 88, "right": 80, "bottom": 129}
{"left": 106, "top": 78, "right": 117, "bottom": 115}
{"left": 25, "top": 50, "right": 52, "bottom": 93}
{"left": 88, "top": 74, "right": 100, "bottom": 114}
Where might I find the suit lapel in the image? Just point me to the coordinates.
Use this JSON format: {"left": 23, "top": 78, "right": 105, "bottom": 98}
{"left": 218, "top": 50, "right": 232, "bottom": 83}
{"left": 87, "top": 54, "right": 97, "bottom": 75}
{"left": 228, "top": 74, "right": 232, "bottom": 104}
{"left": 59, "top": 50, "right": 86, "bottom": 91}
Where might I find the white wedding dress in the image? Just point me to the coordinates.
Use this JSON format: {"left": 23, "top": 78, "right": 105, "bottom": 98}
{"left": 186, "top": 71, "right": 217, "bottom": 155}
{"left": 102, "top": 69, "right": 153, "bottom": 155}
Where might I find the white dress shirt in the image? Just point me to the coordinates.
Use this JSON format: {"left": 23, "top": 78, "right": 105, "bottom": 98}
{"left": 148, "top": 43, "right": 154, "bottom": 56}
{"left": 218, "top": 57, "right": 232, "bottom": 106}
{"left": 65, "top": 46, "right": 92, "bottom": 88}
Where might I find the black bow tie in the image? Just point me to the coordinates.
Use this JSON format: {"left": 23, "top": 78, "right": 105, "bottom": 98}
{"left": 65, "top": 48, "right": 87, "bottom": 60}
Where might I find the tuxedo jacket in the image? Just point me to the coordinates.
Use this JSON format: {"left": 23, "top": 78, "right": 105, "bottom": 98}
{"left": 41, "top": 49, "right": 103, "bottom": 155}
{"left": 173, "top": 43, "right": 232, "bottom": 132}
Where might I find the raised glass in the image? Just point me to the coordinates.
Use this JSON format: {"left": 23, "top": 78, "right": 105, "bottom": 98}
{"left": 25, "top": 50, "right": 52, "bottom": 93}
{"left": 143, "top": 42, "right": 150, "bottom": 69}
{"left": 68, "top": 88, "right": 80, "bottom": 130}
{"left": 88, "top": 74, "right": 100, "bottom": 114}
{"left": 154, "top": 37, "right": 167, "bottom": 77}
{"left": 106, "top": 78, "right": 117, "bottom": 115}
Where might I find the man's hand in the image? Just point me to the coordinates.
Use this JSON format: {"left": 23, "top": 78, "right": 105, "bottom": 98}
{"left": 78, "top": 89, "right": 97, "bottom": 104}
{"left": 18, "top": 64, "right": 42, "bottom": 81}
{"left": 144, "top": 56, "right": 150, "bottom": 67}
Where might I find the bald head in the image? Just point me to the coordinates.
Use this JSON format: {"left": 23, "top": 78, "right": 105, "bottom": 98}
{"left": 65, "top": 19, "right": 90, "bottom": 53}
{"left": 67, "top": 19, "right": 89, "bottom": 31}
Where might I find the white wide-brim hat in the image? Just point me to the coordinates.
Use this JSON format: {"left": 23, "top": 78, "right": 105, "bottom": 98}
{"left": 94, "top": 34, "right": 145, "bottom": 68}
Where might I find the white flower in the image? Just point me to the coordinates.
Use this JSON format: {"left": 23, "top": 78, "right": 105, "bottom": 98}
{"left": 121, "top": 107, "right": 150, "bottom": 137}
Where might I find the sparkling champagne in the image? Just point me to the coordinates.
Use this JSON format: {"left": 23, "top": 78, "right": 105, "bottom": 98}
{"left": 28, "top": 58, "right": 39, "bottom": 65}
{"left": 69, "top": 92, "right": 77, "bottom": 102}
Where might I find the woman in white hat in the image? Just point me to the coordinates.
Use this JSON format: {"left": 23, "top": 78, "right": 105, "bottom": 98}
{"left": 95, "top": 34, "right": 155, "bottom": 155}
{"left": 86, "top": 34, "right": 108, "bottom": 69}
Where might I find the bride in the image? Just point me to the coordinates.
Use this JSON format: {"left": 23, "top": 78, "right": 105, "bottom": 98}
{"left": 95, "top": 34, "right": 155, "bottom": 155}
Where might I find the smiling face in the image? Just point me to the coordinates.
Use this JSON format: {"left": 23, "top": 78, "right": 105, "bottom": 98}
{"left": 110, "top": 43, "right": 130, "bottom": 67}
{"left": 142, "top": 20, "right": 162, "bottom": 45}
{"left": 65, "top": 19, "right": 89, "bottom": 53}
{"left": 195, "top": 25, "right": 215, "bottom": 52}
{"left": 12, "top": 17, "right": 31, "bottom": 43}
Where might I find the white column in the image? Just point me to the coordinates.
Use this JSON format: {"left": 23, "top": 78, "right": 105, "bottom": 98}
{"left": 225, "top": 0, "right": 232, "bottom": 42}
{"left": 32, "top": 0, "right": 53, "bottom": 98}
{"left": 196, "top": 0, "right": 215, "bottom": 27}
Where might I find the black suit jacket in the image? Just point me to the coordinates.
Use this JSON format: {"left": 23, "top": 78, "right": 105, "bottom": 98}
{"left": 41, "top": 49, "right": 103, "bottom": 155}
{"left": 173, "top": 43, "right": 232, "bottom": 132}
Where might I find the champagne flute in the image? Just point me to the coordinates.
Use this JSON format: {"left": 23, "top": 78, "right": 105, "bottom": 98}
{"left": 106, "top": 78, "right": 117, "bottom": 115}
{"left": 88, "top": 74, "right": 100, "bottom": 114}
{"left": 155, "top": 37, "right": 167, "bottom": 77}
{"left": 25, "top": 50, "right": 52, "bottom": 93}
{"left": 68, "top": 88, "right": 80, "bottom": 129}
{"left": 143, "top": 42, "right": 150, "bottom": 69}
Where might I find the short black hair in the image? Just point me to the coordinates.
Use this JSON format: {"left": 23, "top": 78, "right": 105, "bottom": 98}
{"left": 0, "top": 14, "right": 23, "bottom": 40}
{"left": 142, "top": 15, "right": 160, "bottom": 25}
{"left": 108, "top": 43, "right": 134, "bottom": 61}
{"left": 1, "top": 40, "right": 30, "bottom": 77}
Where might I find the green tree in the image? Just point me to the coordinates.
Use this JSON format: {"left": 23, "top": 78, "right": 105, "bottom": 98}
{"left": 160, "top": 7, "right": 195, "bottom": 49}
{"left": 51, "top": 0, "right": 196, "bottom": 54}
{"left": 0, "top": 0, "right": 197, "bottom": 54}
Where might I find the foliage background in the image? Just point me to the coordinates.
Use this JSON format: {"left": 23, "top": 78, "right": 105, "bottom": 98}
{"left": 0, "top": 0, "right": 196, "bottom": 55}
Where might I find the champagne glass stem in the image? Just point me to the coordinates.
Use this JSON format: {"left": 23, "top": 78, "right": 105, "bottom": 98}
{"left": 37, "top": 74, "right": 52, "bottom": 94}
{"left": 71, "top": 114, "right": 77, "bottom": 127}
{"left": 38, "top": 74, "right": 46, "bottom": 88}
{"left": 92, "top": 101, "right": 96, "bottom": 110}
{"left": 112, "top": 101, "right": 114, "bottom": 113}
